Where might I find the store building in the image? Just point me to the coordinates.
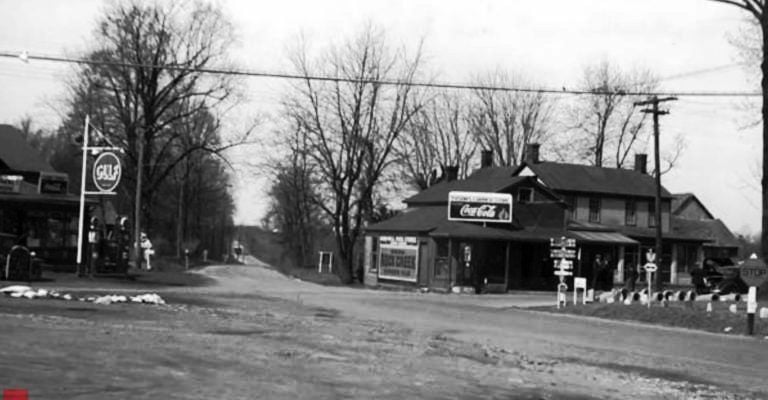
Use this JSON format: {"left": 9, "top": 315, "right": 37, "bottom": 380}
{"left": 364, "top": 144, "right": 736, "bottom": 292}
{"left": 0, "top": 124, "right": 85, "bottom": 268}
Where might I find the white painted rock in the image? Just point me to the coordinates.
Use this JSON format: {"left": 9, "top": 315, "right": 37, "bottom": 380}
{"left": 724, "top": 326, "right": 733, "bottom": 333}
{"left": 728, "top": 304, "right": 738, "bottom": 314}
{"left": 0, "top": 285, "right": 32, "bottom": 294}
{"left": 760, "top": 307, "right": 768, "bottom": 319}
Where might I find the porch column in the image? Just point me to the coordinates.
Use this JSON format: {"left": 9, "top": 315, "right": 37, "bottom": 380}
{"left": 448, "top": 238, "right": 454, "bottom": 288}
{"left": 504, "top": 241, "right": 510, "bottom": 292}
{"left": 670, "top": 244, "right": 678, "bottom": 284}
{"left": 616, "top": 245, "right": 625, "bottom": 285}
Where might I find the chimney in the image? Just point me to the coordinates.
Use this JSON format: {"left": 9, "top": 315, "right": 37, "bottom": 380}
{"left": 480, "top": 150, "right": 494, "bottom": 168}
{"left": 634, "top": 153, "right": 647, "bottom": 174}
{"left": 524, "top": 143, "right": 540, "bottom": 164}
{"left": 444, "top": 165, "right": 459, "bottom": 182}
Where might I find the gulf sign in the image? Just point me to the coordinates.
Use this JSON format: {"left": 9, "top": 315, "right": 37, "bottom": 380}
{"left": 448, "top": 191, "right": 512, "bottom": 223}
{"left": 93, "top": 151, "right": 122, "bottom": 193}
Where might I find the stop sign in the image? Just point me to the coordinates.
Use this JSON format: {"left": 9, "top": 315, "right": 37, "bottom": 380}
{"left": 740, "top": 257, "right": 768, "bottom": 288}
{"left": 92, "top": 151, "right": 121, "bottom": 192}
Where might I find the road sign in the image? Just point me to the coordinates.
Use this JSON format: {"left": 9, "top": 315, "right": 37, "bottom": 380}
{"left": 645, "top": 249, "right": 656, "bottom": 263}
{"left": 92, "top": 151, "right": 121, "bottom": 193}
{"left": 550, "top": 249, "right": 577, "bottom": 259}
{"left": 554, "top": 270, "right": 573, "bottom": 277}
{"left": 550, "top": 237, "right": 576, "bottom": 248}
{"left": 740, "top": 257, "right": 768, "bottom": 288}
{"left": 643, "top": 262, "right": 657, "bottom": 273}
{"left": 556, "top": 259, "right": 573, "bottom": 270}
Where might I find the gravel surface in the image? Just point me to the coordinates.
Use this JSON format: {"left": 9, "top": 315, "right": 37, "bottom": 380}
{"left": 0, "top": 262, "right": 765, "bottom": 399}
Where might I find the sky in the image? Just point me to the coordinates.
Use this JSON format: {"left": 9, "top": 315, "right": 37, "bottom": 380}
{"left": 0, "top": 0, "right": 762, "bottom": 234}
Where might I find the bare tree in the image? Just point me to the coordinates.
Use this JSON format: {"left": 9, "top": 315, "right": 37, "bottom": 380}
{"left": 394, "top": 90, "right": 477, "bottom": 189}
{"left": 283, "top": 26, "right": 425, "bottom": 283}
{"left": 261, "top": 125, "right": 325, "bottom": 270}
{"left": 468, "top": 70, "right": 555, "bottom": 166}
{"left": 709, "top": 0, "right": 767, "bottom": 256}
{"left": 569, "top": 61, "right": 657, "bottom": 168}
{"left": 63, "top": 0, "right": 248, "bottom": 267}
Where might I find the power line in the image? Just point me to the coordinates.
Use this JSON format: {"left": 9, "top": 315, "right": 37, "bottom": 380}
{"left": 657, "top": 62, "right": 749, "bottom": 82}
{"left": 0, "top": 50, "right": 762, "bottom": 98}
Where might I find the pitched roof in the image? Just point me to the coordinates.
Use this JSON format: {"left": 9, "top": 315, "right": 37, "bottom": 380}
{"left": 366, "top": 202, "right": 566, "bottom": 238}
{"left": 671, "top": 193, "right": 714, "bottom": 218}
{"left": 365, "top": 206, "right": 445, "bottom": 233}
{"left": 404, "top": 173, "right": 527, "bottom": 205}
{"left": 519, "top": 161, "right": 672, "bottom": 199}
{"left": 0, "top": 124, "right": 56, "bottom": 173}
{"left": 670, "top": 217, "right": 740, "bottom": 248}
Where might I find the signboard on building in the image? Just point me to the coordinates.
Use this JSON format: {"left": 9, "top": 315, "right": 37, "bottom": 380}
{"left": 38, "top": 173, "right": 69, "bottom": 194}
{"left": 0, "top": 174, "right": 23, "bottom": 193}
{"left": 447, "top": 191, "right": 512, "bottom": 223}
{"left": 92, "top": 152, "right": 122, "bottom": 193}
{"left": 378, "top": 236, "right": 419, "bottom": 282}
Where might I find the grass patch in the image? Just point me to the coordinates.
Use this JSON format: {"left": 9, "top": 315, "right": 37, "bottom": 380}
{"left": 537, "top": 300, "right": 768, "bottom": 336}
{"left": 279, "top": 266, "right": 347, "bottom": 286}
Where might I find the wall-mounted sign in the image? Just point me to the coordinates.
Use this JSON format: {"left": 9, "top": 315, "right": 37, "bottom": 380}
{"left": 447, "top": 191, "right": 512, "bottom": 223}
{"left": 92, "top": 152, "right": 122, "bottom": 193}
{"left": 378, "top": 236, "right": 419, "bottom": 282}
{"left": 0, "top": 175, "right": 23, "bottom": 193}
{"left": 38, "top": 173, "right": 69, "bottom": 195}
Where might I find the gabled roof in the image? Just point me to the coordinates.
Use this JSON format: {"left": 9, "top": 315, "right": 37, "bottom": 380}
{"left": 0, "top": 124, "right": 56, "bottom": 173}
{"left": 671, "top": 193, "right": 714, "bottom": 219}
{"left": 516, "top": 161, "right": 673, "bottom": 199}
{"left": 366, "top": 202, "right": 566, "bottom": 237}
{"left": 671, "top": 217, "right": 740, "bottom": 249}
{"left": 404, "top": 174, "right": 527, "bottom": 205}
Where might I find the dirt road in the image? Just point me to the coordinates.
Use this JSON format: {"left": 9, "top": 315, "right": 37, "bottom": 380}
{"left": 1, "top": 261, "right": 766, "bottom": 399}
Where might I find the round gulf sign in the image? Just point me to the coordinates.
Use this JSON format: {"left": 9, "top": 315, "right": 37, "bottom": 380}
{"left": 644, "top": 262, "right": 658, "bottom": 273}
{"left": 93, "top": 151, "right": 121, "bottom": 192}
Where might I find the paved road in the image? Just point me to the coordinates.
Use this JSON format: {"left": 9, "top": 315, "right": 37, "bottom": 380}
{"left": 195, "top": 261, "right": 768, "bottom": 396}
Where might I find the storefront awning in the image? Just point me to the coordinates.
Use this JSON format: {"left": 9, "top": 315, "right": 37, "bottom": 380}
{"left": 430, "top": 221, "right": 566, "bottom": 242}
{"left": 568, "top": 230, "right": 638, "bottom": 245}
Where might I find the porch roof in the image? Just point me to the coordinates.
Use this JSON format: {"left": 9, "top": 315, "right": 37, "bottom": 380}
{"left": 568, "top": 230, "right": 638, "bottom": 245}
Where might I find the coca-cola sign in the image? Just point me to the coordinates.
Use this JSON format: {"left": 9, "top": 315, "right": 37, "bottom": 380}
{"left": 448, "top": 191, "right": 512, "bottom": 223}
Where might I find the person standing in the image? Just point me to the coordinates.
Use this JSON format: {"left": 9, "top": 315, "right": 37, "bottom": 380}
{"left": 591, "top": 254, "right": 604, "bottom": 291}
{"left": 140, "top": 232, "right": 154, "bottom": 271}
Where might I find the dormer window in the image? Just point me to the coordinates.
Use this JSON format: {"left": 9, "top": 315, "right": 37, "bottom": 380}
{"left": 518, "top": 187, "right": 533, "bottom": 203}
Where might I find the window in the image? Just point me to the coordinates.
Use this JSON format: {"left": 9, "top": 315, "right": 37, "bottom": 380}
{"left": 625, "top": 200, "right": 637, "bottom": 226}
{"left": 588, "top": 198, "right": 601, "bottom": 223}
{"left": 518, "top": 187, "right": 533, "bottom": 203}
{"left": 648, "top": 201, "right": 657, "bottom": 228}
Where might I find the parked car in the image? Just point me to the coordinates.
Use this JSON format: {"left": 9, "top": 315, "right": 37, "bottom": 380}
{"left": 689, "top": 257, "right": 748, "bottom": 295}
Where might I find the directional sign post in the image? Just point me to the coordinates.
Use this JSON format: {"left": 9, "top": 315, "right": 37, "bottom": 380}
{"left": 740, "top": 255, "right": 767, "bottom": 335}
{"left": 551, "top": 237, "right": 577, "bottom": 307}
{"left": 644, "top": 262, "right": 657, "bottom": 308}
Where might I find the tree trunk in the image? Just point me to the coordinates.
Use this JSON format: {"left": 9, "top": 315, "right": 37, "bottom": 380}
{"left": 334, "top": 231, "right": 354, "bottom": 284}
{"left": 762, "top": 16, "right": 768, "bottom": 259}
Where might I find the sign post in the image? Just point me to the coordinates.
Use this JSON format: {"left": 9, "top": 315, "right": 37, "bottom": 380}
{"left": 739, "top": 255, "right": 767, "bottom": 335}
{"left": 551, "top": 236, "right": 576, "bottom": 308}
{"left": 644, "top": 249, "right": 658, "bottom": 309}
{"left": 75, "top": 116, "right": 122, "bottom": 275}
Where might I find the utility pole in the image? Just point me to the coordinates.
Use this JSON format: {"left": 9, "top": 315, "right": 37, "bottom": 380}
{"left": 635, "top": 96, "right": 677, "bottom": 291}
